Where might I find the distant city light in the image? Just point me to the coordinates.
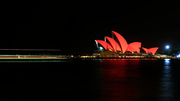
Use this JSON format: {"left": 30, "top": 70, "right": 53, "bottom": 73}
{"left": 99, "top": 47, "right": 103, "bottom": 50}
{"left": 175, "top": 53, "right": 180, "bottom": 57}
{"left": 165, "top": 45, "right": 170, "bottom": 49}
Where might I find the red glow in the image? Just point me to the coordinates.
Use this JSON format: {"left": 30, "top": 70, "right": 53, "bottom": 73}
{"left": 102, "top": 59, "right": 141, "bottom": 60}
{"left": 95, "top": 40, "right": 114, "bottom": 50}
{"left": 105, "top": 36, "right": 121, "bottom": 52}
{"left": 148, "top": 47, "right": 159, "bottom": 55}
{"left": 126, "top": 45, "right": 136, "bottom": 52}
{"left": 128, "top": 42, "right": 141, "bottom": 53}
{"left": 101, "top": 59, "right": 141, "bottom": 101}
{"left": 142, "top": 47, "right": 159, "bottom": 54}
{"left": 95, "top": 31, "right": 158, "bottom": 53}
{"left": 142, "top": 47, "right": 149, "bottom": 53}
{"left": 112, "top": 31, "right": 128, "bottom": 53}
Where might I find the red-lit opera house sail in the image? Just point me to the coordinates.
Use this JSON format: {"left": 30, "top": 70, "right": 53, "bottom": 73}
{"left": 95, "top": 30, "right": 158, "bottom": 54}
{"left": 127, "top": 42, "right": 141, "bottom": 53}
{"left": 105, "top": 36, "right": 121, "bottom": 52}
{"left": 148, "top": 47, "right": 159, "bottom": 55}
{"left": 112, "top": 31, "right": 128, "bottom": 53}
{"left": 142, "top": 47, "right": 159, "bottom": 55}
{"left": 142, "top": 47, "right": 148, "bottom": 53}
{"left": 95, "top": 40, "right": 114, "bottom": 51}
{"left": 126, "top": 45, "right": 136, "bottom": 52}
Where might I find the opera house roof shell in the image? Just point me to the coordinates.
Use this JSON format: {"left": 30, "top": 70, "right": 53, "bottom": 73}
{"left": 95, "top": 31, "right": 159, "bottom": 54}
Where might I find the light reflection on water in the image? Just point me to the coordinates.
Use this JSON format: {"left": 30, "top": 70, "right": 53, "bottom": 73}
{"left": 160, "top": 59, "right": 175, "bottom": 100}
{"left": 100, "top": 59, "right": 141, "bottom": 101}
{"left": 164, "top": 59, "right": 171, "bottom": 66}
{"left": 99, "top": 59, "right": 180, "bottom": 101}
{"left": 0, "top": 60, "right": 71, "bottom": 63}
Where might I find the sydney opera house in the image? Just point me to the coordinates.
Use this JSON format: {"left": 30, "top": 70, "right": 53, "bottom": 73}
{"left": 94, "top": 31, "right": 159, "bottom": 58}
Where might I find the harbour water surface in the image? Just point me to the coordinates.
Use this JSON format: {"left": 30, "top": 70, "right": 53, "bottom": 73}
{"left": 0, "top": 59, "right": 180, "bottom": 101}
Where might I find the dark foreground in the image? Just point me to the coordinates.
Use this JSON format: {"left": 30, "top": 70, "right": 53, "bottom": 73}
{"left": 0, "top": 59, "right": 180, "bottom": 101}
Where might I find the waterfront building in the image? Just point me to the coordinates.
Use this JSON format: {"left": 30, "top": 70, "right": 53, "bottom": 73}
{"left": 94, "top": 31, "right": 159, "bottom": 58}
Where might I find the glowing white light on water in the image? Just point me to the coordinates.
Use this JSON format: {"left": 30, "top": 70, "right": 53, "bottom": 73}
{"left": 164, "top": 59, "right": 170, "bottom": 61}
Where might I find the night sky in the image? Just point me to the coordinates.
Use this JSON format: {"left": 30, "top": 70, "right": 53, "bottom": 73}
{"left": 1, "top": 1, "right": 180, "bottom": 55}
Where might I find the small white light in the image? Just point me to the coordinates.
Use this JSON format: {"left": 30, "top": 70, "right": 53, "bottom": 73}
{"left": 165, "top": 45, "right": 170, "bottom": 49}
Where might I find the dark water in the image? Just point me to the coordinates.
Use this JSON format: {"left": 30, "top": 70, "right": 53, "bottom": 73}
{"left": 0, "top": 59, "right": 180, "bottom": 101}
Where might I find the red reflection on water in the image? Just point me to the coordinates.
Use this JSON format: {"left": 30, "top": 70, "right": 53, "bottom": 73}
{"left": 101, "top": 59, "right": 141, "bottom": 101}
{"left": 101, "top": 58, "right": 141, "bottom": 61}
